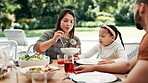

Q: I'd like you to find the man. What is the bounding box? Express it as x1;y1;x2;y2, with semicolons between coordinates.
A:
74;0;148;83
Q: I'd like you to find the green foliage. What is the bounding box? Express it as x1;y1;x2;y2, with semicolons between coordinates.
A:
21;23;29;30
0;13;15;31
18;18;39;30
18;18;31;24
77;21;101;27
96;16;115;23
1;1;20;14
35;24;55;29
114;2;134;26
0;0;136;28
13;23;22;29
98;0;118;13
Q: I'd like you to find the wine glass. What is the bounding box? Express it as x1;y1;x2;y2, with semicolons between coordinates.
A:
0;41;18;82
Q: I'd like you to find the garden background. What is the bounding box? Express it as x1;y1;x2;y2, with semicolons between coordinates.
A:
0;0;145;39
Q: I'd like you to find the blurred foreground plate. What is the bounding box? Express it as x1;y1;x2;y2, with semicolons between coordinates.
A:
70;72;117;83
76;59;102;65
0;68;11;79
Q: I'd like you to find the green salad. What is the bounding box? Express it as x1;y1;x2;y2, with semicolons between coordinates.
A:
19;53;49;61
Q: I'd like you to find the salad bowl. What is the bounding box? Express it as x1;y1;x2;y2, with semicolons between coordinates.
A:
18;53;50;67
19;65;59;80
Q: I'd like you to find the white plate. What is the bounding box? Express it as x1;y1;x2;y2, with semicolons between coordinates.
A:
70;72;117;83
76;59;102;65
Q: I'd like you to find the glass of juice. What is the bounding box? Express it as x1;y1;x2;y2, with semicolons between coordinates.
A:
57;55;64;66
64;54;74;75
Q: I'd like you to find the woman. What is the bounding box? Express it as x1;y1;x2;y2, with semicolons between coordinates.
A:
34;9;81;59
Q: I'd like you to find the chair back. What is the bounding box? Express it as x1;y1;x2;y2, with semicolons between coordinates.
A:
124;43;139;60
4;29;28;46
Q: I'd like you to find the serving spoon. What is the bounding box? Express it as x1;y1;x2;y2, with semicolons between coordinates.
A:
26;52;37;60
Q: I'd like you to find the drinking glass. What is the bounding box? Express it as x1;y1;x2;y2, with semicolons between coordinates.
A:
32;73;47;83
64;54;74;76
57;55;64;66
0;48;6;79
0;48;6;67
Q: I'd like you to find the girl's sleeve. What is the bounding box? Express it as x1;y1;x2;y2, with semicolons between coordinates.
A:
114;44;128;62
78;44;99;59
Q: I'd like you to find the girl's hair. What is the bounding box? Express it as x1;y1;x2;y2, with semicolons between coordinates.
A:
101;25;125;49
55;9;76;38
136;0;148;4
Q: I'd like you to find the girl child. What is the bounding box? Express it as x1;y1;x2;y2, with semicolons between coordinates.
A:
34;9;81;59
75;25;127;64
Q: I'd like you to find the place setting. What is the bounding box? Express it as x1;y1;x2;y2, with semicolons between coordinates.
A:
60;48;121;83
69;71;118;83
0;42;124;83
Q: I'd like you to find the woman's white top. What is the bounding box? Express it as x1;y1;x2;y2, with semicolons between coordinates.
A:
78;41;127;62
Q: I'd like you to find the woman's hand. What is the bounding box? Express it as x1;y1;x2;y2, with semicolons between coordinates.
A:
74;65;95;74
52;30;64;42
98;59;115;65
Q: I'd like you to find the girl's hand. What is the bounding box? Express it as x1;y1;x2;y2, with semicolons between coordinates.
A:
52;30;64;42
98;59;115;65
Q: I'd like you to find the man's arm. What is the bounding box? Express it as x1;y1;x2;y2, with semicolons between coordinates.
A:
122;60;148;83
94;56;137;73
75;56;137;74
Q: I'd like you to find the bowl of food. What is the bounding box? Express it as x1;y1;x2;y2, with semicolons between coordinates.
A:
19;65;59;80
18;53;50;68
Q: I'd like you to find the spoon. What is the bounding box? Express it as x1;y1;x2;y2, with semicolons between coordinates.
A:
26;52;37;60
60;38;65;48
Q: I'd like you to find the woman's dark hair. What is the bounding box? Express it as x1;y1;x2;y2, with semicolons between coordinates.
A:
136;0;148;4
101;25;125;49
55;9;76;38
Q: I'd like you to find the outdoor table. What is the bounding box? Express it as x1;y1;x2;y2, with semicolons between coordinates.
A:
0;59;126;83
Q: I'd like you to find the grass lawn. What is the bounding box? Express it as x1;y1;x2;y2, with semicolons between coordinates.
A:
0;26;145;39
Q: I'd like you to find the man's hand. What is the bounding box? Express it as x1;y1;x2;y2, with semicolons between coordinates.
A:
74;65;95;74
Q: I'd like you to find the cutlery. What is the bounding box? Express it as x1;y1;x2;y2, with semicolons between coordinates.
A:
26;52;37;60
60;38;65;48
